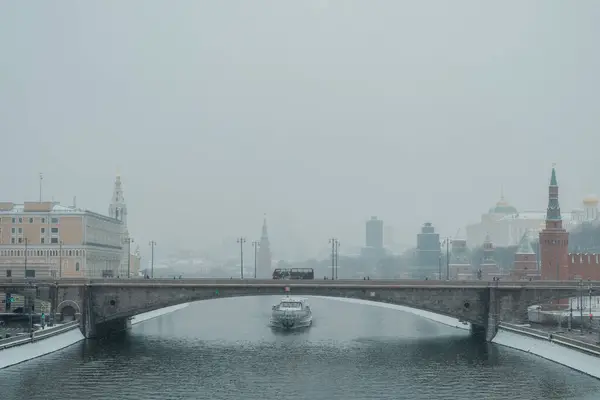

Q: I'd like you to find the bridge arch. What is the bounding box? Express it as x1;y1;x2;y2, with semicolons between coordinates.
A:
90;285;492;329
57;300;81;321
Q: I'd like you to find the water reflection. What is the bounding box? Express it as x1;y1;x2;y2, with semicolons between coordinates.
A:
0;296;599;400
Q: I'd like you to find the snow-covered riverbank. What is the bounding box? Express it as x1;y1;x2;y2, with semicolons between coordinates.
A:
492;327;600;379
0;324;84;370
0;302;191;370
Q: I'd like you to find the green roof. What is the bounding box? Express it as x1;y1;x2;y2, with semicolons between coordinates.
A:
516;232;535;254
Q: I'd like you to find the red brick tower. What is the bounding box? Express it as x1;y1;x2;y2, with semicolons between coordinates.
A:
539;166;569;280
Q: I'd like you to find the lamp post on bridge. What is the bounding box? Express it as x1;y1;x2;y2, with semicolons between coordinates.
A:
24;237;29;279
441;238;452;280
149;240;157;278
237;237;246;279
335;241;340;280
59;240;63;279
329;238;339;280
579;279;584;335
589;282;593;334
252;240;260;279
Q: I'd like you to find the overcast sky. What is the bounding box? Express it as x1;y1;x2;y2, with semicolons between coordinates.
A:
1;1;599;259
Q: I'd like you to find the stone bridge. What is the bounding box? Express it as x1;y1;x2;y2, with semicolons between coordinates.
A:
0;278;595;341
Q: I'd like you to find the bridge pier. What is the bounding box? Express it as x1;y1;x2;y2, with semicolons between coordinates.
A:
84;317;131;339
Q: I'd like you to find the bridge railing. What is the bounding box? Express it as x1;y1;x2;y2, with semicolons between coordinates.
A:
1;277;599;290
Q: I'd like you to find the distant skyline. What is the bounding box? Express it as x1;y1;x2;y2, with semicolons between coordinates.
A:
2;1;599;260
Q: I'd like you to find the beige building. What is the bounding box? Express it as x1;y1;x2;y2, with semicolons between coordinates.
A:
0;174;137;278
0;201;123;278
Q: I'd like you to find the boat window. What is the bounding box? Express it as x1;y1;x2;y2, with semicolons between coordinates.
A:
280;302;302;308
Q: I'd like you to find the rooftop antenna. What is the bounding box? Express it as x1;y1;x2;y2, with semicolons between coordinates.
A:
39;173;43;202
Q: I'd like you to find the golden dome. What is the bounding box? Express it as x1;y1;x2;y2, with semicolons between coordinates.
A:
583;195;599;205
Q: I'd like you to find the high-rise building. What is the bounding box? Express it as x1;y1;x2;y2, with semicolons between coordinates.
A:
366;216;383;249
416;222;440;278
256;215;272;278
539;167;569;280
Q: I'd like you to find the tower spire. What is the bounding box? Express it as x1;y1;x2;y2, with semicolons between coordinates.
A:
257;214;272;278
546;165;561;223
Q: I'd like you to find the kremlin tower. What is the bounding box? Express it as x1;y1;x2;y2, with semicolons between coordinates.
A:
256;215;272;278
539;166;569;280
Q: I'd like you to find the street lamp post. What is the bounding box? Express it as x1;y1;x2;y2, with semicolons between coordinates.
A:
569;304;573;331
441;238;452;280
237;237;246;279
589;282;593;333
59;240;63;279
329;238;338;280
579;280;584;335
149;240;157;278
24;237;28;279
335;241;340;280
252;241;260;279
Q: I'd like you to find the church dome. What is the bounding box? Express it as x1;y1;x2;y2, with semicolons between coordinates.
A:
583;195;599;205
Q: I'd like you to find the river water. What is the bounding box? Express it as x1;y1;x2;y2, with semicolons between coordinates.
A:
1;296;600;400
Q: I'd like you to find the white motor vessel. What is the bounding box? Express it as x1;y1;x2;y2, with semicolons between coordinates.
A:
270;296;313;330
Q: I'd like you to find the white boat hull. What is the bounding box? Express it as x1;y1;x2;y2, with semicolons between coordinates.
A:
270;313;313;330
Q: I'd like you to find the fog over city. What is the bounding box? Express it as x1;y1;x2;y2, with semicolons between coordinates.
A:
2;1;599;265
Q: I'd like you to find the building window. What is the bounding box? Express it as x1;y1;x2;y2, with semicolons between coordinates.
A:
18;237;22;244
25;270;35;278
6;270;11;277
41;228;45;234
41;237;45;244
28;217;33;223
41;217;46;223
50;270;57;278
11;238;15;244
11;227;15;234
11;217;15;223
18;228;22;234
18;217;22;223
51;237;58;244
75;262;80;271
51;227;59;234
51;217;59;224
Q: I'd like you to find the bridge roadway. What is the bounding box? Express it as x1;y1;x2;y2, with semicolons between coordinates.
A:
0;278;595;341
